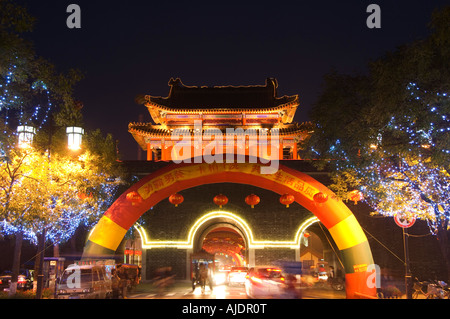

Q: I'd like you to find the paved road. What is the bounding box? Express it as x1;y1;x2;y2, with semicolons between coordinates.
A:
128;281;346;299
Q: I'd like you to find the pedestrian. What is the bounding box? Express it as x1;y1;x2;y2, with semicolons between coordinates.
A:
329;266;335;279
111;269;121;298
119;269;129;299
199;263;208;293
328;266;335;285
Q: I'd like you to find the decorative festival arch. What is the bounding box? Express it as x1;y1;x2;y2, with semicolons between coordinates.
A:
82;161;376;298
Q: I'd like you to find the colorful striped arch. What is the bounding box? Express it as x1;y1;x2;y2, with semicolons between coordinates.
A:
82;161;376;298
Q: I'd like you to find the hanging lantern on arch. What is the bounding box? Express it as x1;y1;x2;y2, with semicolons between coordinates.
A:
348;190;364;205
126;191;142;205
169;193;184;207
245;194;260;208
279;193;295;208
313;192;328;204
213;194;228;208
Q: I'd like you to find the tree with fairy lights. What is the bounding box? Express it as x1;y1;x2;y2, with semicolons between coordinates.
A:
0;1;123;297
304;7;450;280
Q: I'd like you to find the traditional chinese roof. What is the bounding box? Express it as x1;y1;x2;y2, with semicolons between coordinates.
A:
129;122;312;150
135;78;299;124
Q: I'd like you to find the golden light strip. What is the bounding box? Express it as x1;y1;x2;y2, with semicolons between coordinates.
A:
135;211;319;249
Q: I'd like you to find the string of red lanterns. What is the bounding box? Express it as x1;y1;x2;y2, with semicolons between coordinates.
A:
164;192;335;209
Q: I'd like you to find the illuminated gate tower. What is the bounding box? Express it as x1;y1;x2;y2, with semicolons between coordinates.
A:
130;78;310;161
127;78;340;281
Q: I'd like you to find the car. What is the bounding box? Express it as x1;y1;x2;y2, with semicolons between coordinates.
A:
245;266;287;298
0;270;33;291
227;266;248;286
56;264;112;299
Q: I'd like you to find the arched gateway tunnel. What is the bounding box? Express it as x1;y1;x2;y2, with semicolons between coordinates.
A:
82;159;377;299
200;226;246;267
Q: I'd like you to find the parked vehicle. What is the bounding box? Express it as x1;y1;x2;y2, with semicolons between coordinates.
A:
56;264;112;299
245;266;287;298
426;280;449;299
0;269;33;291
413;278;449;299
227;266;248;286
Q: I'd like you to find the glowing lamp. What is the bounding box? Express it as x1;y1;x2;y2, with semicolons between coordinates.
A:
169;193;184;207
213;194;228;208
313;192;328;204
303;232;311;238
279;193;295;208
245;194;260;208
126;191;142;205
66;126;84;151
17;125;36;149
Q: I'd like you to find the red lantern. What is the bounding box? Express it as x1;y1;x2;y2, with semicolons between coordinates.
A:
78;191;93;200
245;194;260;208
77;192;87;200
214;194;228;208
126;191;142;205
348;190;363;205
279;193;295;208
169;193;184;207
313;192;328;204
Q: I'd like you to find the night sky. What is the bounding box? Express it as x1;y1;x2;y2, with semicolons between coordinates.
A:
18;0;450;160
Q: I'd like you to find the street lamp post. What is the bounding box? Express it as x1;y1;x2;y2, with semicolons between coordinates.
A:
394;213;415;299
403;227;412;299
16;123;84;299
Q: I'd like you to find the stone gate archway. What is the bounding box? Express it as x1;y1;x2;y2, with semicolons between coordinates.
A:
82;161;376;298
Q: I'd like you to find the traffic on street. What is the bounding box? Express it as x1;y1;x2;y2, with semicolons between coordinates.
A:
127;281;346;299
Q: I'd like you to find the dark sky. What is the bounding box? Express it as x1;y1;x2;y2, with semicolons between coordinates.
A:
19;0;450;160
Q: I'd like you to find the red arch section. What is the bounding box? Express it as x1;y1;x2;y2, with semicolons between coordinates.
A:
84;161;376;299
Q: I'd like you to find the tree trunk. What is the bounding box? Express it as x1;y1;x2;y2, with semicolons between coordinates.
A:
53;243;59;257
70;235;77;254
34;231;46;299
8;232;23;296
